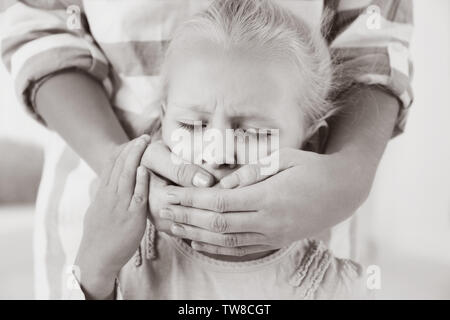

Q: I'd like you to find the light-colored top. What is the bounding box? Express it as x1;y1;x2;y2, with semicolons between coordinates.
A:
67;232;368;300
0;0;413;299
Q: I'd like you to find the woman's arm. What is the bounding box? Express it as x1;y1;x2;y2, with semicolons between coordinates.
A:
1;1;127;174
325;85;400;194
34;71;129;173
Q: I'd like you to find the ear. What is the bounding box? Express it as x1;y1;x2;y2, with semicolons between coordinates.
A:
302;120;329;154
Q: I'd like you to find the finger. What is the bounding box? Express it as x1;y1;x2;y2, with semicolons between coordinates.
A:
118;135;150;196
191;242;274;257
148;171;169;212
147;172;171;231
160;205;259;233
141;141;215;188
220;149;296;188
164;185;264;212
149;171;169;189
170;223;265;247
128;166;150;212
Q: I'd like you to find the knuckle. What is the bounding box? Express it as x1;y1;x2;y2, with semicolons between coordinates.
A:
233;171;245;185
191;230;202;241
132;193;146;205
212;245;221;255
198;245;219;255
214;246;222;255
239;168;251;184
183;189;194;207
247;166;260;182
235;247;247;257
237;166;257;185
212;193;227;213
175;210;189;225
165;185;177;194
223;234;239;247
175;164;191;185
210;214;228;233
251;165;261;180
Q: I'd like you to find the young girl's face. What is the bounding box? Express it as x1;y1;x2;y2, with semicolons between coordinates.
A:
161;41;309;181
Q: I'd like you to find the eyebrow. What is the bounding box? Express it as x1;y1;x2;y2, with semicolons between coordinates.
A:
170;102;279;126
238;117;280;129
171;103;212;114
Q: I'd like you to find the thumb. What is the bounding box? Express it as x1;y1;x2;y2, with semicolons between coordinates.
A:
141;141;215;188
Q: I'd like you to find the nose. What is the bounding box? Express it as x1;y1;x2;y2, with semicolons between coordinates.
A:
201;111;235;169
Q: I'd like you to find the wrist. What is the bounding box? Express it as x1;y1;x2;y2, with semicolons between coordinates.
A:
74;254;118;299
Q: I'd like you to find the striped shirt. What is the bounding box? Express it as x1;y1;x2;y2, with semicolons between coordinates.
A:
0;0;413;299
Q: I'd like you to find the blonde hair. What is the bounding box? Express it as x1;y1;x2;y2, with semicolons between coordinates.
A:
160;0;336;126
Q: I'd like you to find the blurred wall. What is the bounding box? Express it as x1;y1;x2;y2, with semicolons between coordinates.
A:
364;0;450;263
355;0;450;298
0;57;45;204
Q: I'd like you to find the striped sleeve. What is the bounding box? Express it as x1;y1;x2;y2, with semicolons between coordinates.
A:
324;0;414;136
0;0;113;124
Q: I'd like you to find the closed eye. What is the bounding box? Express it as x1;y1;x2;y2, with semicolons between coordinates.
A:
240;128;273;137
177;121;207;132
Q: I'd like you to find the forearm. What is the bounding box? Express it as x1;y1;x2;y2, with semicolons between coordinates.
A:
35;71;129;174
326;85;400;208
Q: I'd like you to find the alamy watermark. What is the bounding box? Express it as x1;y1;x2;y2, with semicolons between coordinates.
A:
366;5;382;30
66;5;82;30
170;122;280;176
366;265;382;290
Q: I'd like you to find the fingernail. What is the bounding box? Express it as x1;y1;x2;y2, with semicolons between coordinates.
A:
167;193;180;204
171;224;184;235
193;172;212;188
160;208;172;219
220;174;239;189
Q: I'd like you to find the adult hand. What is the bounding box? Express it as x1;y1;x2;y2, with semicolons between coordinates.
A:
158;148;372;256
142;140;216;187
140;140;216;234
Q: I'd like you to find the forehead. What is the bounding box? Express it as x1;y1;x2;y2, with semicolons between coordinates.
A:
165;43;300;117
